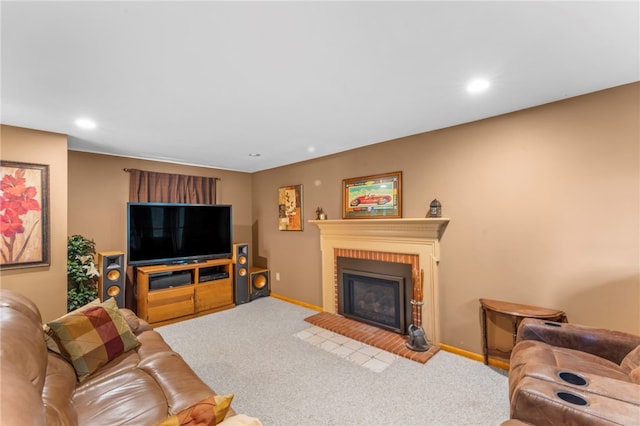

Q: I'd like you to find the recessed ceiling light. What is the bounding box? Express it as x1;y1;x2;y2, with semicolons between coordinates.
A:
75;118;96;129
248;153;261;157
466;78;490;94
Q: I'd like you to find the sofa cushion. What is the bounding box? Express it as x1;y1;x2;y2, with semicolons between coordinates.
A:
46;297;140;382
74;368;171;425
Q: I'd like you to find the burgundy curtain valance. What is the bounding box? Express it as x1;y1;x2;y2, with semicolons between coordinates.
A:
127;168;218;204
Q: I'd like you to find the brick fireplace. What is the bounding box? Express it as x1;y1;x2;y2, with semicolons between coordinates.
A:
311;218;449;344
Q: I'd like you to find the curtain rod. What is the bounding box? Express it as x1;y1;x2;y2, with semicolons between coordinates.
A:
123;168;220;181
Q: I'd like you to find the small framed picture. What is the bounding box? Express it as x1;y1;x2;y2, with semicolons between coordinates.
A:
0;161;50;269
278;184;303;231
342;171;402;219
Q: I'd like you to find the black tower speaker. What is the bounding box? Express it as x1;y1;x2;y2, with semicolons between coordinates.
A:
250;267;270;300
97;251;125;308
232;243;250;304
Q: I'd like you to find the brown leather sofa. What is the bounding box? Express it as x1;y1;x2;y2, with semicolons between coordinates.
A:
506;318;640;425
0;289;260;425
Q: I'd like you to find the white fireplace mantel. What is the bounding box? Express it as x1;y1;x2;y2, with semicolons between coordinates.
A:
310;218;450;344
310;217;449;240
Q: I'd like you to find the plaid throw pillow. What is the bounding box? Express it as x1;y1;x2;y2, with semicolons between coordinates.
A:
47;297;140;382
44;298;101;355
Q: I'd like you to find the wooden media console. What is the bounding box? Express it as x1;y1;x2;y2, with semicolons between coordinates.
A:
136;258;234;326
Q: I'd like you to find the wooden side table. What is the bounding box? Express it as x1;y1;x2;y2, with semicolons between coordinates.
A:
479;298;567;365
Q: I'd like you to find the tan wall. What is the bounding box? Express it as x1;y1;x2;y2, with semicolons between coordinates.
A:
67;152;253;257
0;125;68;322
4;83;637;356
252;83;640;353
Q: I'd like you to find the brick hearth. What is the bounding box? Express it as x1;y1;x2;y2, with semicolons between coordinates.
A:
305;311;439;364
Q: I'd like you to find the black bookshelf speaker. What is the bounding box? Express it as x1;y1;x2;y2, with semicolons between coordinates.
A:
250;268;270;300
97;251;125;308
232;243;250;304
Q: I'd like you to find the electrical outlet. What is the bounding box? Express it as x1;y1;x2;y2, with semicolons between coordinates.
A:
275;272;280;281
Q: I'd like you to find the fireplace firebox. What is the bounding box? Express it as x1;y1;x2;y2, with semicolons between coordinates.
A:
337;257;413;335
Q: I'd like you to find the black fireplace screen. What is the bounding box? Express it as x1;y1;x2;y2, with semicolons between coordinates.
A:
343;271;404;333
337;257;414;335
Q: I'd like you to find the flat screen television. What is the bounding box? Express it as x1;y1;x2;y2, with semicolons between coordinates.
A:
127;202;232;266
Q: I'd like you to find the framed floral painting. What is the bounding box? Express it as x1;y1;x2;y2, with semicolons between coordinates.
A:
278;184;303;231
0;161;50;269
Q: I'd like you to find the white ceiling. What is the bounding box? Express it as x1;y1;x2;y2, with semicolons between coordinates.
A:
2;1;638;173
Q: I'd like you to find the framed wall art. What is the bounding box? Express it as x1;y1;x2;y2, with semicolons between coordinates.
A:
0;161;50;269
278;184;303;231
342;171;402;219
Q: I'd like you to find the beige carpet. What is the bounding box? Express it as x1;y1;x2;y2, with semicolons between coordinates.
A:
158;297;510;425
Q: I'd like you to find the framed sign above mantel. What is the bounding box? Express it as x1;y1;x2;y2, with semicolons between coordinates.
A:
342;171;402;219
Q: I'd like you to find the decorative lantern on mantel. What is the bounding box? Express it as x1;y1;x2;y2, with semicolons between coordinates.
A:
428;199;442;218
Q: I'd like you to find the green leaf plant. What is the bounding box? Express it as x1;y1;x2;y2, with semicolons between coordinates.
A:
67;235;99;311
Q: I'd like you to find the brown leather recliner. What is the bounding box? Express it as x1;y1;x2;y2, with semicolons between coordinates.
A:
507;318;640;425
0;289;258;425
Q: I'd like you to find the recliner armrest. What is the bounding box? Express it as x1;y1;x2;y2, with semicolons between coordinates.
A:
516;318;640;365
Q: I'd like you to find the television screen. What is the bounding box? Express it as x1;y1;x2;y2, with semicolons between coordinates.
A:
127;203;232;266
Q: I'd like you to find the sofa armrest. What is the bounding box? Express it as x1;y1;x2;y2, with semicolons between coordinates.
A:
516;318;640;365
120;308;153;335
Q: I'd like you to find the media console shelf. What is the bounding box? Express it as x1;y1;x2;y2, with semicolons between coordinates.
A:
136;258;234;326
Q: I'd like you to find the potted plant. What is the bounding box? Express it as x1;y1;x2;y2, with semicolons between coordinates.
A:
67;234;100;311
